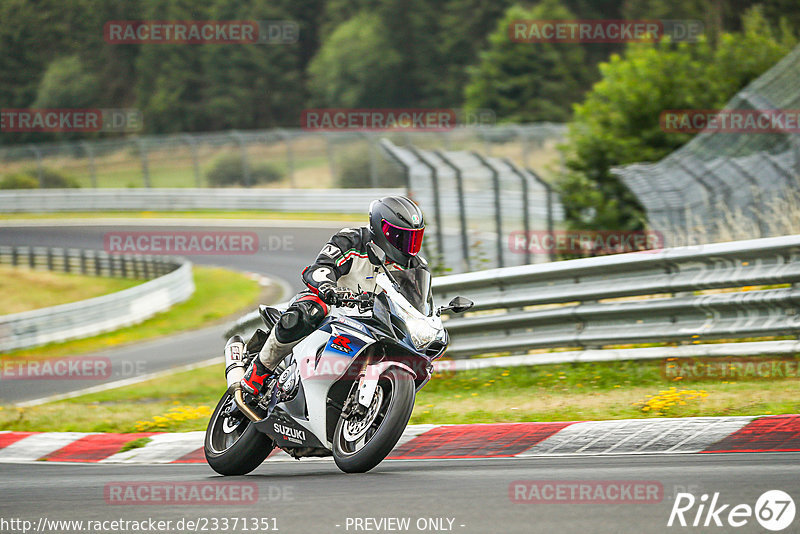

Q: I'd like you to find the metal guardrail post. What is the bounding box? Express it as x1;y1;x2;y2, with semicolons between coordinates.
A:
361;133;378;188
408;147;444;258
230;131;251;186
378;139;412;194
137;138;151;188
725;158;768;237
436;150;471;271
471;152;504;268
504;159;532;264
182;134;201;187
28;146;44;187
276;129;295;188
81;141;97;188
524;165;556;262
513;125;530;168
675;160;716;214
325;135;338;185
759;152;795;189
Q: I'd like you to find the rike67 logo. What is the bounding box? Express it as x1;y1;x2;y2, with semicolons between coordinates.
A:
668;490;795;531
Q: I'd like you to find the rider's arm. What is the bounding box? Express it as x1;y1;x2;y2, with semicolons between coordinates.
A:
301;227;365;293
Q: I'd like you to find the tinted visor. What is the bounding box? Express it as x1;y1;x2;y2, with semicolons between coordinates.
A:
382;219;424;256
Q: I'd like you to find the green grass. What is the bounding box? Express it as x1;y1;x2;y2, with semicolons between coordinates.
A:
118;436;152;453
52;153;332;189
1;210;360;222
1;266;262;361
3;356;797;433
0;363;222;433
0;265;140;314
410;359;800;424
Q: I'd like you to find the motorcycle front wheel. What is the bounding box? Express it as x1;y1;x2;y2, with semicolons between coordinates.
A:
204;391;275;475
333;368;415;473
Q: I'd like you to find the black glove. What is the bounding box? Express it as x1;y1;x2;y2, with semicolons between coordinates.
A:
318;282;338;305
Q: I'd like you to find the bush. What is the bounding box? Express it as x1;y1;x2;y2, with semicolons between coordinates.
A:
205;154;282;187
0;168;79;189
0;173;40;189
558;6;797;234
36;167;80;188
335;146;405;188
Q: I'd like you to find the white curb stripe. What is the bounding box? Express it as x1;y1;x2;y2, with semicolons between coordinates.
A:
517;416;755;456
101;431;205;464
0;432;91;462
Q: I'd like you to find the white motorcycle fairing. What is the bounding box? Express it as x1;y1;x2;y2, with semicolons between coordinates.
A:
248;272;441;456
251;311;378;452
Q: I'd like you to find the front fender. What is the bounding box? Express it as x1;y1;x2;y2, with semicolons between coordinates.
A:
357;360;417;408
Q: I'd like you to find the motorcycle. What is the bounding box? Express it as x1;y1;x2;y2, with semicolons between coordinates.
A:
204;242;473;475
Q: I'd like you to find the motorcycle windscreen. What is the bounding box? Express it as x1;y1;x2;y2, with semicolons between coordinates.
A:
393;267;433;316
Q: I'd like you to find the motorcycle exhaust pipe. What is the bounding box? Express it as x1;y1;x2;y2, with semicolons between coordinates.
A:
225;335;261;422
233;386;261;423
224;335;246;389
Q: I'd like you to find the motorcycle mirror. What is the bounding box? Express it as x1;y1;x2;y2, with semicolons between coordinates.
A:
367;242;387;266
448;296;474;314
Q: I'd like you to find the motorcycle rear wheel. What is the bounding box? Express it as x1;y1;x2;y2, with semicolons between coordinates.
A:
333;368;415;473
204;391;274;476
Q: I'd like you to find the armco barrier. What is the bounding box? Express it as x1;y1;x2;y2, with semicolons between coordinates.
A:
0;247;194;352
0;188;402;213
227;235;800;362
437;235;800;359
0;246;175;279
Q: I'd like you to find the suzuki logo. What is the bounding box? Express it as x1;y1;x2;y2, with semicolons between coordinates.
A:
273;423;306;441
331;335;352;353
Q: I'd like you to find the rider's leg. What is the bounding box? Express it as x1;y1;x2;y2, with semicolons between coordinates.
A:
241;294;328;395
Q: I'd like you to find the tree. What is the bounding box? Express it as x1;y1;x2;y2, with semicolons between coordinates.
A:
463;0;592;123
435;0;514;105
133;0;211;133
33;55;99;109
200;0;305;130
558;6;797;233
307;12;402;108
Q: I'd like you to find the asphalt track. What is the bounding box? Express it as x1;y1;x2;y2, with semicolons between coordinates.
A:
0;221;346;403
3;222;799;534
1;454;799;533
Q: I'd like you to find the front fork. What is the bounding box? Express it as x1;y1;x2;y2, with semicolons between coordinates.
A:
354;360;417;410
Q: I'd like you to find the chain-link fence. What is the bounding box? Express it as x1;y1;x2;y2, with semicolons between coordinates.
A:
0;124;565;190
380;139;564;274
613;44;800;247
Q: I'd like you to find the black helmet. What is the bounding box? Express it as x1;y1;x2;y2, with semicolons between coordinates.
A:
369;196;425;265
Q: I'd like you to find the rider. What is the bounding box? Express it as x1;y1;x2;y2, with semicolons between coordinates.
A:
238;195;427;397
